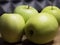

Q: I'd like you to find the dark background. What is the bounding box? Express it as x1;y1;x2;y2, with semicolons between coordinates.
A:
0;0;60;15
0;0;60;45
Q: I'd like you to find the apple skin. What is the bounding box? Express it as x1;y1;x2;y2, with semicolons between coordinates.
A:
41;6;60;25
25;13;58;44
0;14;25;43
14;5;38;22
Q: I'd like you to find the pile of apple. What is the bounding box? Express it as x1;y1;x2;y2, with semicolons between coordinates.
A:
0;5;60;44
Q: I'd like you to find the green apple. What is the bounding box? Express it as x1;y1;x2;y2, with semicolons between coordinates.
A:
25;13;58;44
41;6;60;25
0;13;25;43
14;5;38;22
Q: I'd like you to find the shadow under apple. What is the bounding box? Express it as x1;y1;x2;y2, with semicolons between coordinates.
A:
0;37;54;45
22;39;54;45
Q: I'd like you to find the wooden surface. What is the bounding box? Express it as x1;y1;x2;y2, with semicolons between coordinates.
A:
0;27;60;45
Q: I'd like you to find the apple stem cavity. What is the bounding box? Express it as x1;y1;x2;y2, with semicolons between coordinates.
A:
29;28;33;36
29;30;33;36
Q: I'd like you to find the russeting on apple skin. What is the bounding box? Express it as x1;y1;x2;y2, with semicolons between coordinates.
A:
25;13;58;44
14;5;38;22
41;6;60;25
0;14;25;43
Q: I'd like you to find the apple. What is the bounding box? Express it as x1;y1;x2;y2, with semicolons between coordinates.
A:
25;13;58;44
14;5;38;22
41;6;60;25
0;13;25;43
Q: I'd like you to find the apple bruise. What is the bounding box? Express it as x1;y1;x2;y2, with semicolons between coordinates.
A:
27;5;29;9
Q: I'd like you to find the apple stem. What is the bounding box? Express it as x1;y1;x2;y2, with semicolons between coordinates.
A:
51;4;54;10
51;1;54;10
27;5;29;9
51;6;53;10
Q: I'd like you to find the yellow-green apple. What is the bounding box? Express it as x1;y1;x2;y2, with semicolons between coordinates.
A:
41;6;60;25
0;13;25;43
14;5;38;22
25;13;58;44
